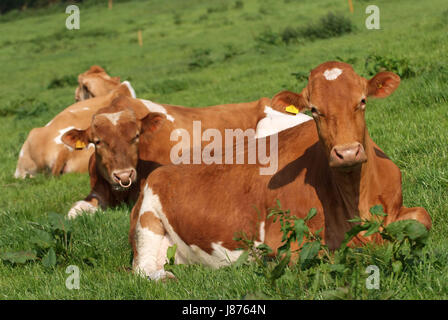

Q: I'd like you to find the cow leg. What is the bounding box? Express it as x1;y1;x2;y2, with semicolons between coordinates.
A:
14;143;37;179
51;149;69;176
393;206;432;230
67;197;99;219
132;210;175;281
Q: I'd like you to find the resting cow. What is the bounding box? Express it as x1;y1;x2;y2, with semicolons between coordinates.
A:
129;61;432;281
14;84;135;178
61;95;312;218
14;66;136;179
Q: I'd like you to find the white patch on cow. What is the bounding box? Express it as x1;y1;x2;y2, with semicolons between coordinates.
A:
259;221;265;242
69;107;90;113
135;185;242;279
122;81;137;98
255;106;312;139
54;126;76;151
146;269;175;281
45;119;54;127
67;200;98;219
101;111;124;126
135;224;172;279
88;143;95;149
323;68;343;80
19;147;24;158
139;99;175;122
14;167;23;179
210;242;243;265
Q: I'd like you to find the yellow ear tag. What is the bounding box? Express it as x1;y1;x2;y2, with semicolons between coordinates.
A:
75;140;86;150
377;83;383;89
285;105;299;114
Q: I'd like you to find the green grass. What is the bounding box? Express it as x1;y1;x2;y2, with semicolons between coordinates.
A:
0;0;447;299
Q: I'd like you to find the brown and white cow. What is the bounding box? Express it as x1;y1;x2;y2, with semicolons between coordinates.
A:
14;84;134;178
61;95;312;218
129;61;432;280
15;66;136;179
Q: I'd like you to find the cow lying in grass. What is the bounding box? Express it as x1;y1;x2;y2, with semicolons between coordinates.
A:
14;84;135;178
129;61;432;281
15;66;136;179
61;95;312;218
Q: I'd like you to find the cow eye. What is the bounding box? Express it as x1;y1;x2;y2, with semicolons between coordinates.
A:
310;106;323;117
94;140;101;145
359;98;367;110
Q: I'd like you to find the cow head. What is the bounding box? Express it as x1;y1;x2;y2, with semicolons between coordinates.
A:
75;66;122;102
273;61;400;170
62;96;166;190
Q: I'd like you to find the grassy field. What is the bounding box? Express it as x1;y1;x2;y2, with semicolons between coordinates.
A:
0;0;447;299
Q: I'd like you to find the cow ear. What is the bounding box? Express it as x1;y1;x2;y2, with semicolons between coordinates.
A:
112;84;133;99
271;90;309;112
367;72;400;98
88;65;105;74
61;128;90;150
140;112;166;134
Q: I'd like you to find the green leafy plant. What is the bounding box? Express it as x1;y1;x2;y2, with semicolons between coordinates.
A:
280;26;301;44
364;54;417;78
300;12;353;40
0;212;72;268
164;244;178;274
233;0;244;10
254;28;282;46
207;3;228;14
234;201;327;286
223;44;243;61
340;205;429;273
233;201;429;292
188;48;214;70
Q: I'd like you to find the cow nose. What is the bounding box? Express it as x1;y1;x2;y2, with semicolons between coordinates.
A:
329;143;367;168
112;169;136;188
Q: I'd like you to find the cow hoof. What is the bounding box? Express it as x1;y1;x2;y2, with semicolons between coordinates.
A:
67;200;97;219
147;270;176;282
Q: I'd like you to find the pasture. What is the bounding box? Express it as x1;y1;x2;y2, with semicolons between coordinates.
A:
0;0;447;299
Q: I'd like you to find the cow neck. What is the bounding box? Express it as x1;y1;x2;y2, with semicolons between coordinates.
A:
329;132;376;221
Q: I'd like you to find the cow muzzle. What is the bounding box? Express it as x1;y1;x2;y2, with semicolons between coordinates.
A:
329;142;367;168
112;168;136;189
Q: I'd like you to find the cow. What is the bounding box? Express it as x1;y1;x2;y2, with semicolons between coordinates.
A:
61;95;312;218
128;61;432;281
14;84;134;178
75;65;135;102
15;65;136;179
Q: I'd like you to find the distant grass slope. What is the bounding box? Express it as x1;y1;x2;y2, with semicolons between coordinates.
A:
0;0;447;299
